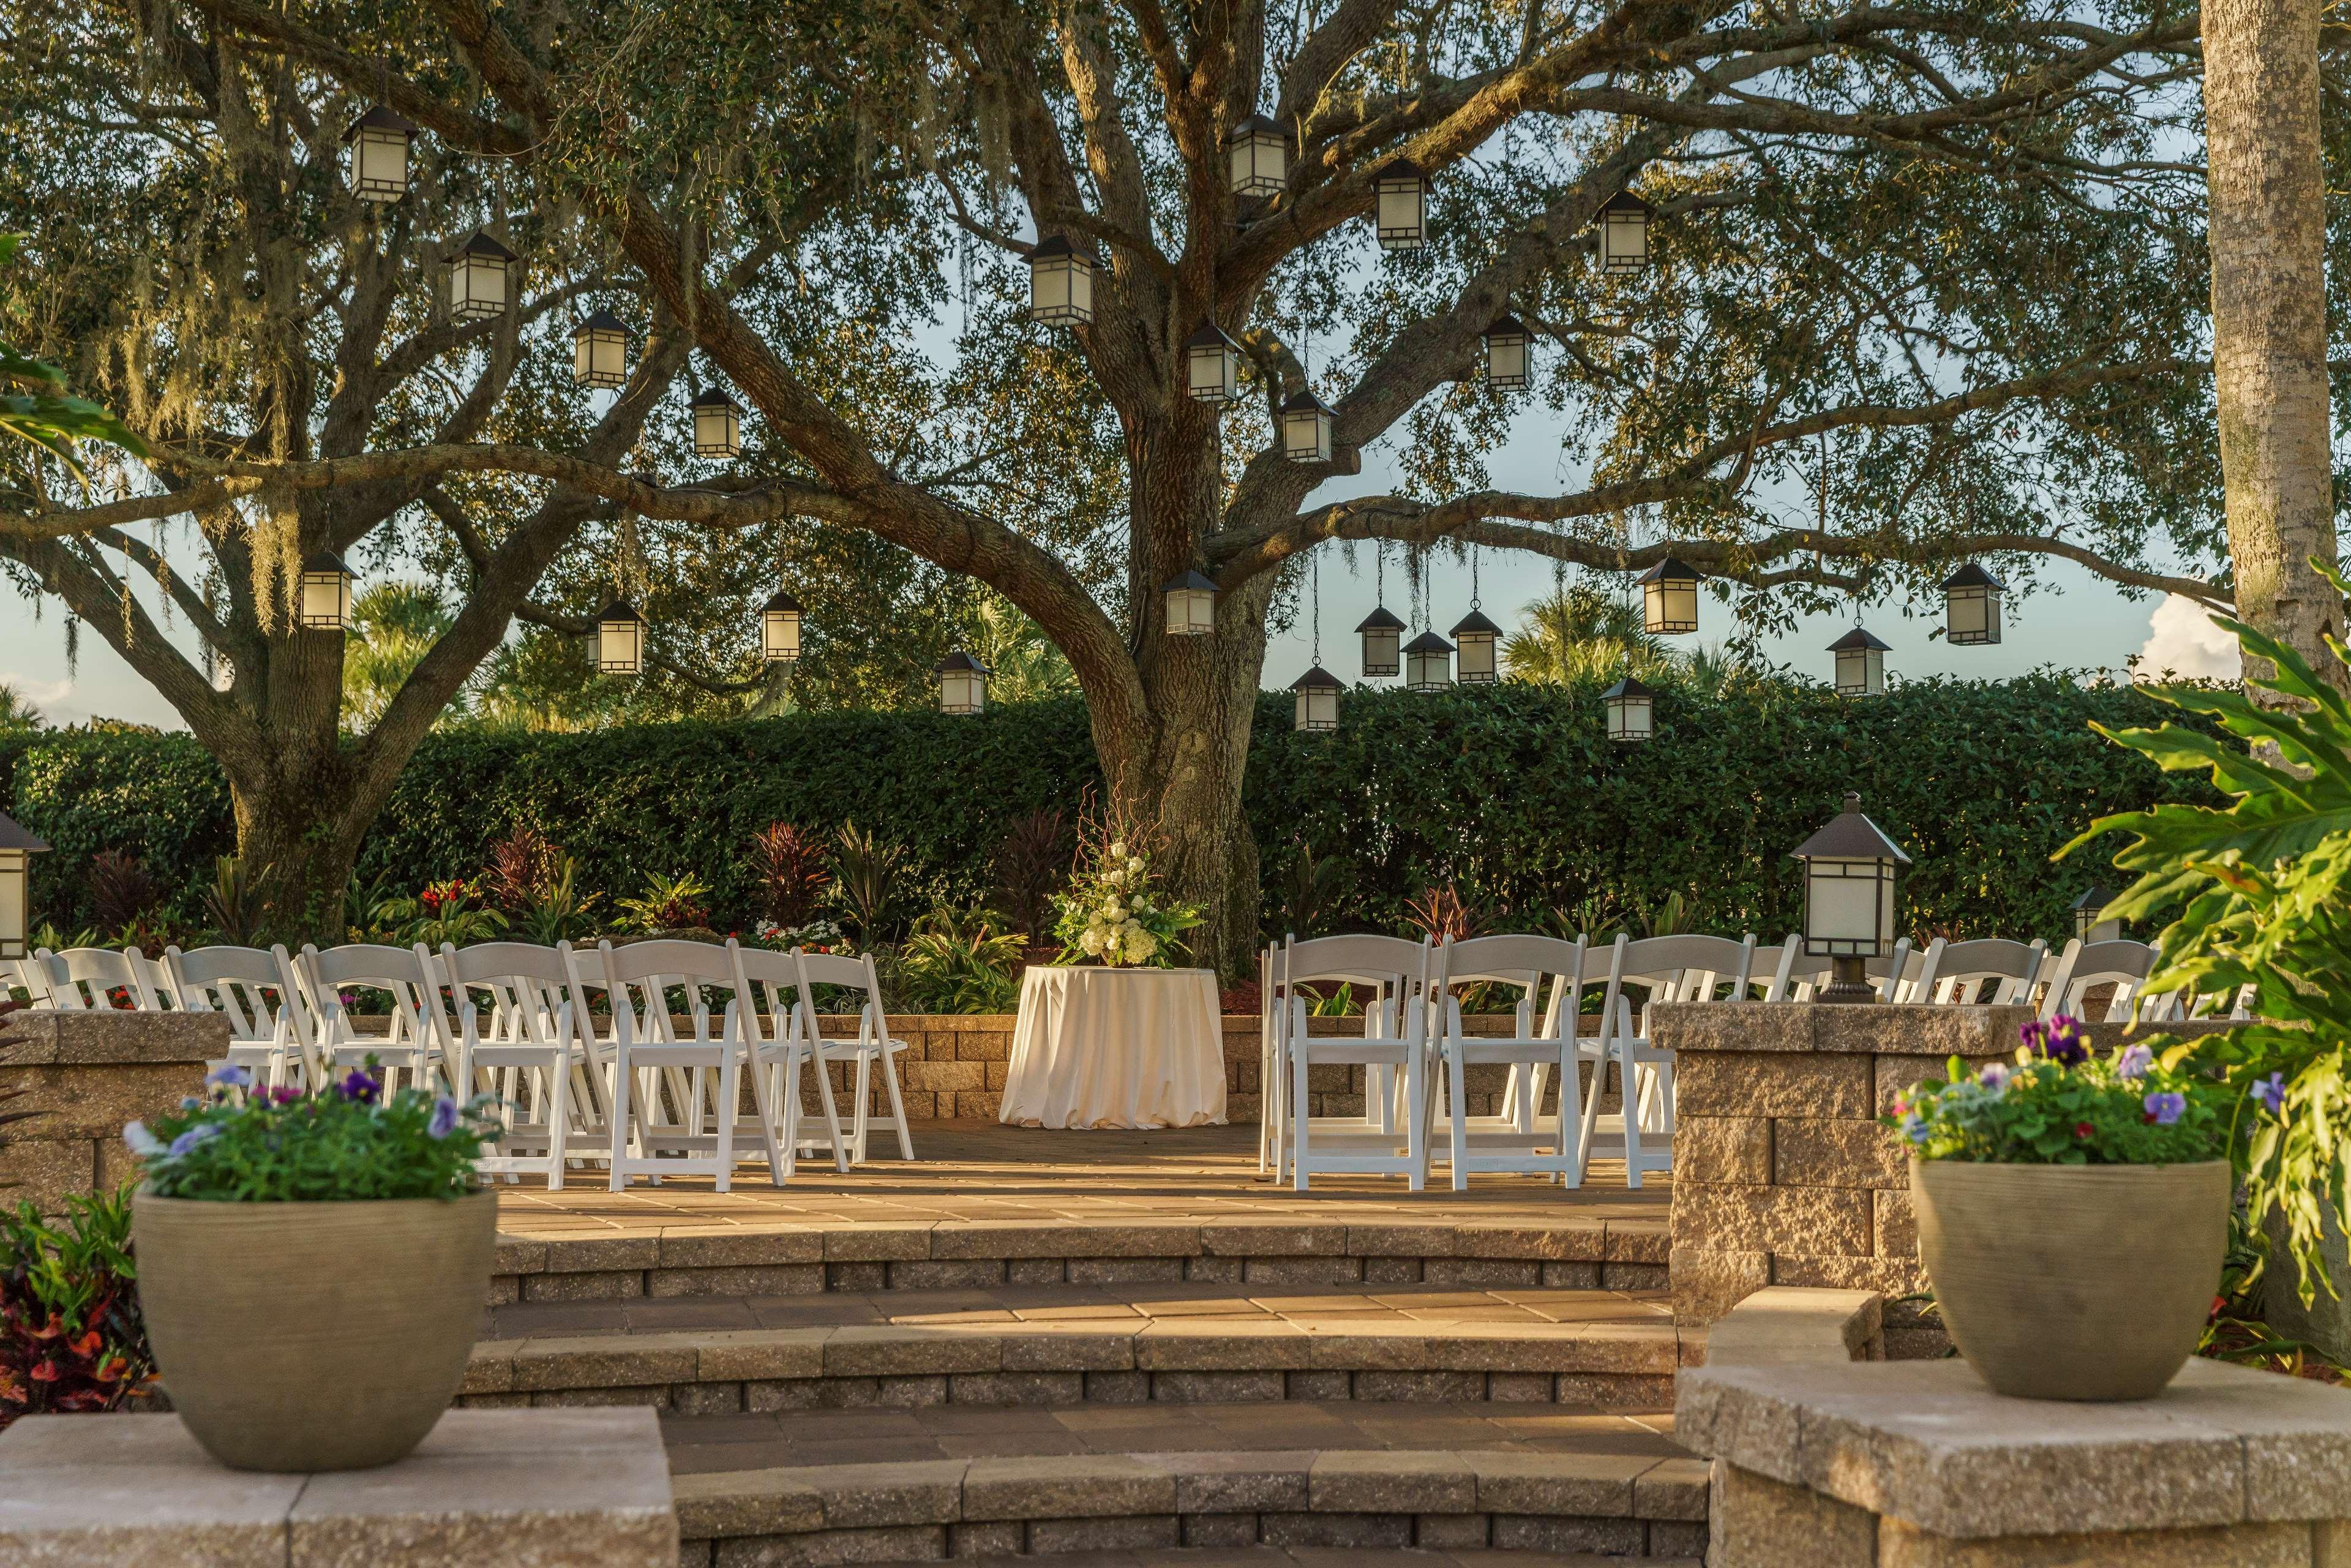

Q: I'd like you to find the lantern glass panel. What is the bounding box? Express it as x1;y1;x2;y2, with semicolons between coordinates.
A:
451;253;508;320
762;607;802;663
1486;332;1529;390
1643;578;1698;636
1946;584;2001;645
693;402;741;459
1376;176;1425;250
941;669;986;714
353;127;410;201
1456;633;1498;683
598;616;643;675
1166;586;1215;636
1362;626;1400;677
1282;404;1331;462
1029;252;1093;325
0;849;24;959
1834;646;1884;697
1607;691;1652;742
1602;209;1649;273
299;568;351;631
575;327;628;388
1805;858;1892;956
1188;341;1238;403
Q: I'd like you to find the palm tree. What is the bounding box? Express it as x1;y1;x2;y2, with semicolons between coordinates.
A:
965;595;1077;705
0;680;45;733
340;582;460;731
1501;587;1667;686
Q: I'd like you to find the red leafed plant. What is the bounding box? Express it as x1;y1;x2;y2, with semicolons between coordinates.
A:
0;1188;154;1428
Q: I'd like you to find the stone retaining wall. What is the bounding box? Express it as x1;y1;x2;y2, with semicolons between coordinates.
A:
0;1008;224;1210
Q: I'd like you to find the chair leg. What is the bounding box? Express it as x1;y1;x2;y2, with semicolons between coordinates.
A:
880;1049;914;1160
850;1056;873;1165
1404;1047;1427;1193
1621;1048;1645;1191
1291;1040;1313;1193
747;1052;786;1186
713;1056;737;1194
778;1052;802;1181
607;1048;633;1192
1446;1046;1469;1193
546;1056;569;1193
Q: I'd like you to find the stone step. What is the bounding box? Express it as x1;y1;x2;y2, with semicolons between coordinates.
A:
462;1285;1690;1415
490;1216;1670;1307
664;1405;1708;1566
829;1552;1698;1568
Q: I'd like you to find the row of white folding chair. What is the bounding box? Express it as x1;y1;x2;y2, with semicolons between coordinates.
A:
1271;935;1443;1191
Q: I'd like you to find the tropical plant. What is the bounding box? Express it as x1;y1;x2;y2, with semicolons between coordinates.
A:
381;880;509;949
1404;882;1485;943
963;595;1078;705
1641;891;1702;939
749;822;830;930
2063;561;2351;1304
481;824;563;912
133;1062;501;1203
341;583;462;732
87;850;161;936
615;870;711;934
200;857;266;947
342;865;403;944
990;808;1071;942
1051;805;1201;967
1502;585;1666;686
514;856;601;946
898;906;1025;1013
0;1186;152;1427
1278;842;1355;941
829;823;905;943
0;680;42;735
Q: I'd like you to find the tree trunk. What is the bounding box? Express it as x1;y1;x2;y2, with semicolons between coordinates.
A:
2202;0;2347;692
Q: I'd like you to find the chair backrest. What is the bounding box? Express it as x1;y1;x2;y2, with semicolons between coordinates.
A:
298;942;443;1049
1919;937;2047;1005
165;945;300;1040
1446;933;1587;1037
437;940;597;1051
2040;937;2159;1020
47;947;160;1010
1612;934;1757;1003
790;948;893;1038
598;939;744;1042
730;943;808;1043
1745;936;1804;1002
1280;934;1428;990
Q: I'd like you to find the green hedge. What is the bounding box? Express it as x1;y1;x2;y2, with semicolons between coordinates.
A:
0;672;2222;943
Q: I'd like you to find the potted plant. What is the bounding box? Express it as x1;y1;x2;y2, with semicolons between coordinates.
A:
126;1064;500;1471
1889;1015;2230;1400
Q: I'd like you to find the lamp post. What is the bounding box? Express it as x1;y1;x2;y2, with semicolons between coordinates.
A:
936;651;991;714
297;552;356;632
1162;571;1218;636
1356;606;1404;676
1291;666;1342;732
1942;563;2005;646
0;812;49;960
1027;236;1094;326
1791;792;1911;1003
2072;885;2121;944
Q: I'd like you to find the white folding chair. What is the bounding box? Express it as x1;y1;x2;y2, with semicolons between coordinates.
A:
297;942;449;1099
1577;933;1755;1188
600;938;785;1191
2038;937;2159;1021
166;944;308;1091
1434;933;1591;1189
789;949;915;1166
1912;937;2048;1005
1279;934;1440;1191
40;947;162;1011
731;945;850;1178
434;941;609;1189
2;955;64;1009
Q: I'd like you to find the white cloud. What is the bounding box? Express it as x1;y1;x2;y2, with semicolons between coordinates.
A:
0;673;74;708
2135;596;2239;683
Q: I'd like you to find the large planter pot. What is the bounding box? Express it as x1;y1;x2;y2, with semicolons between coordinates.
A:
1911;1158;2230;1401
132;1187;497;1471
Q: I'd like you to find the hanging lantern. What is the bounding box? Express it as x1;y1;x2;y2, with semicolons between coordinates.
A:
1404;631;1455;692
1291;666;1343;732
1185;323;1242;404
1356;606;1404;677
760;591;804;664
1450;609;1501;684
446;230;517;321
1829;626;1891;697
1602;675;1655;743
1028;236;1094;326
572;310;631;389
936;650;990;715
343;104;418;203
1483;315;1531;391
1373;159;1427;251
1790;791;1911;1003
0;811;49;961
1941;563;2005;647
1163;571;1218;636
1595;189;1655;275
2072;885;2121;944
1226;114;1289;198
689;387;744;459
596;599;646;676
1280;389;1334;462
1637;558;1701;635
298;552;356;632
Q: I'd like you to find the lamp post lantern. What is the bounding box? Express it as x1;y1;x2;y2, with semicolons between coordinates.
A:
297;552;356;631
1941;563;2005;646
689;387;744;459
936;651;990;715
1791;792;1911;1003
1450;609;1501;684
446;230;516;321
1185;324;1243;403
1162;571;1218;636
0;811;48;961
1636;557;1701;635
343;104;418;203
1482;315;1531;390
2072;885;2121;944
1404;631;1455;692
572;310;631;388
1602;675;1655;743
1027;236;1094;326
1829;626;1891;697
1291;666;1343;732
1595;189;1655;274
1373;159;1427;250
759;591;804;664
1226;115;1289;198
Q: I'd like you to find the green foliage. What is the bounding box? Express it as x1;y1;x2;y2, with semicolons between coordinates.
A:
0;235;147;486
2064;570;2351;1304
898;907;1024;1013
615;870;710;934
1888;1022;2228;1165
0;681;42;735
342;583;460;733
830;822;906;943
137;1066;500;1202
381;880;510;948
0;1187;151;1423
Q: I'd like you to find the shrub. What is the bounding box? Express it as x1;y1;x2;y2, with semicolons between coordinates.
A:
0;1188;153;1425
989;808;1070;940
898;907;1025;1013
748;823;830;929
615;869;711;934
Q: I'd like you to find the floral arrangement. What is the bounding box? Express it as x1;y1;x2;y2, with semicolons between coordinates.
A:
129;1062;502;1203
0;1188;152;1428
1051;808;1201;967
756;917;848;954
1886;1016;2229;1165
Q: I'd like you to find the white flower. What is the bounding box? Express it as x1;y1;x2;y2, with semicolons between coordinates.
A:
1080;926;1106;955
1109;839;1127;858
1128;856;1144;874
1127;929;1159;962
1103;899;1125;921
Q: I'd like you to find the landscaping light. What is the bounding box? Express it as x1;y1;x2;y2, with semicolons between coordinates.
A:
1450;609;1501;684
1356;605;1404;677
1637;557;1700;636
1280;389;1334;462
0;812;48;961
1373;159;1427;251
1602;675;1655;743
2072;885;2121;944
760;591;803;664
1404;631;1455;692
1291;665;1342;732
1227;114;1289;198
1829;626;1891;698
596;599;646;676
689;386;743;459
936;650;989;715
1483;315;1531;391
1791;790;1911;1003
298;552;356;631
1185;323;1242;404
343;104;417;203
572;310;631;389
446;230;516;321
1942;563;2005;647
1028;236;1093;326
1596;189;1655;275
1163;571;1218;636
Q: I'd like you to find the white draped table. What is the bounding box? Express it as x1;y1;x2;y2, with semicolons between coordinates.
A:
999;965;1228;1130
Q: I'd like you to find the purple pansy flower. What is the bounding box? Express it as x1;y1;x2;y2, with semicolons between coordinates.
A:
337;1067;382;1105
1903;1114;1931;1146
166;1123;220;1157
205;1064;252;1089
427;1096;459;1139
1978;1062;2009;1092
2143;1090;2186;1127
2254;1073;2287;1115
2022;1015;2090;1067
268;1084;304;1105
2115;1045;2153;1081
